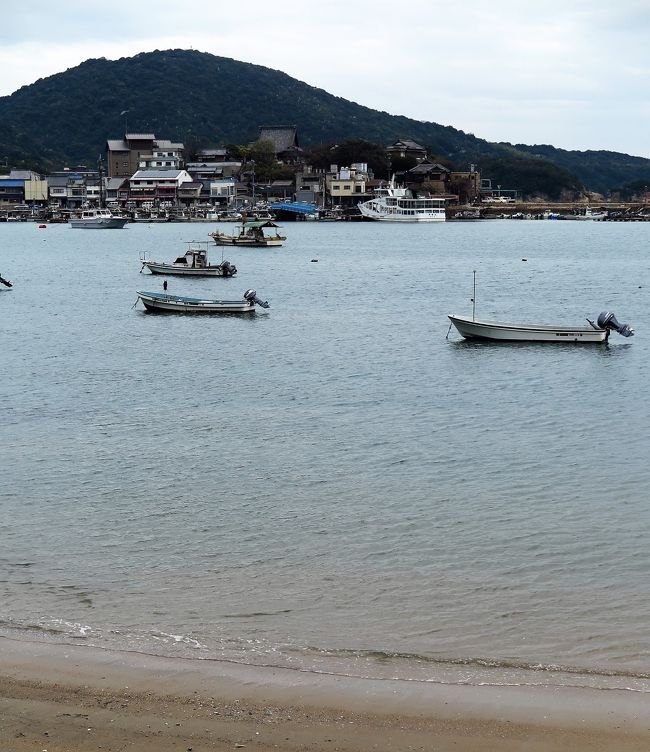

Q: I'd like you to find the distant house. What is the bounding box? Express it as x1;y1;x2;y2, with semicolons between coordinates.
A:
105;177;128;206
106;133;185;178
47;173;88;208
387;139;428;163
326;164;371;206
0;170;48;205
128;169;194;206
257;125;303;163
196;148;229;162
404;162;451;194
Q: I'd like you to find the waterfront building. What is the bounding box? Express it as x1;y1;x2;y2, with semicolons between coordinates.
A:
128;169;194;206
0;170;48;207
326;163;372;206
106;133;185;178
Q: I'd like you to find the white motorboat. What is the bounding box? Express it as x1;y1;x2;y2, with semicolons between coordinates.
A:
136;288;269;314
448;311;634;343
69;208;129;229
140;242;237;277
358;176;446;222
564;207;608;221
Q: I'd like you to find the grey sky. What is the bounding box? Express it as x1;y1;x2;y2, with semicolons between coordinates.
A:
1;0;649;157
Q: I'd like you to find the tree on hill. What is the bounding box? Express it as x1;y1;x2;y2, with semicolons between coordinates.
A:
479;155;583;200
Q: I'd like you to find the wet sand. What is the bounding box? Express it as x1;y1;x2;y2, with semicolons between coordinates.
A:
1;636;649;751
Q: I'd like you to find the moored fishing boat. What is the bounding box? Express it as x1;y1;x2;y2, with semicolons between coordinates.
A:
140;241;237;277
136;288;269;313
448;311;634;343
209;220;286;247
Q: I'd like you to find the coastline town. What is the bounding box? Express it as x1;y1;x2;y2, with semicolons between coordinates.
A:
2;126;649;223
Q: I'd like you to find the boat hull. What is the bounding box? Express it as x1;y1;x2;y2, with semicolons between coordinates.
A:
358;207;445;222
70;217;129;229
137;291;256;313
448;315;608;343
211;235;284;247
142;262;233;277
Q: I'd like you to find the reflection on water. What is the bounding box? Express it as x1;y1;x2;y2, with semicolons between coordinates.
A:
0;219;649;690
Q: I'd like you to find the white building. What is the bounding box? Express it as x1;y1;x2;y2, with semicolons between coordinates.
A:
129;169;194;205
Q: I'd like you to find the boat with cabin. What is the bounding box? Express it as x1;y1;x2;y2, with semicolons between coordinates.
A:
136;288;270;314
564;207;608;221
209;220;286;247
358;176;446;222
69;208;129;229
140;242;237;277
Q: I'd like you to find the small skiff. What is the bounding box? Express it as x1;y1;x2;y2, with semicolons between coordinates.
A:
448;311;633;343
136;288;269;314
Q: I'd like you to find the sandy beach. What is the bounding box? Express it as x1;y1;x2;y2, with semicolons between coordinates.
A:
1;636;649;751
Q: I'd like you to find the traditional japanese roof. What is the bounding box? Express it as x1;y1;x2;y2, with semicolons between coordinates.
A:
389;139;427;151
408;162;450;175
258;126;298;153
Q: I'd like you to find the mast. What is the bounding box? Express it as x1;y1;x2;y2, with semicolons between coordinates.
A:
98;155;105;208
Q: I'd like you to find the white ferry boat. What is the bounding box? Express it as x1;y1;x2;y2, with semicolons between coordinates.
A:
358;176;446;222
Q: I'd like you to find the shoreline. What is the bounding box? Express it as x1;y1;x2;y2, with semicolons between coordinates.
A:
2;636;650;751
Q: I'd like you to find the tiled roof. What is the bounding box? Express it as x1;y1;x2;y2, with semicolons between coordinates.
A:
258;126;298;153
107;140;129;151
409;162;450;174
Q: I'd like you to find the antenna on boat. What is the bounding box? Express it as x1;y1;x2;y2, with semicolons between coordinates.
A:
472;270;476;320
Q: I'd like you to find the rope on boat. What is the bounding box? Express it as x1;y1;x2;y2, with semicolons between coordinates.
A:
445;321;453;339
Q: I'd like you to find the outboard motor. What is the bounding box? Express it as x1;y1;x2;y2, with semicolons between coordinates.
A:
243;289;270;309
221;260;237;277
597;311;634;338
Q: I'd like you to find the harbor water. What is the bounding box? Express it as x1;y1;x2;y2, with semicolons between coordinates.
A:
1;218;649;693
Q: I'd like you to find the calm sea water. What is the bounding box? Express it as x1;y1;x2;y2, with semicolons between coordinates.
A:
1;218;650;692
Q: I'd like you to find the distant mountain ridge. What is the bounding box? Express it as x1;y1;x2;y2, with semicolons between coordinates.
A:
1;48;649;195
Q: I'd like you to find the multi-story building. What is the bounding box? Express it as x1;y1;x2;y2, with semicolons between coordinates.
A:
128;169;194;206
106;133;185;178
0;170;48;207
326;164;371;206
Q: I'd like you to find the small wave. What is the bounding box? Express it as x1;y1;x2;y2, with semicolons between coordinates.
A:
293;646;650;681
223;609;293;619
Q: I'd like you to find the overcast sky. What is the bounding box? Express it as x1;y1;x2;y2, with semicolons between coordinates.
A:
1;0;649;157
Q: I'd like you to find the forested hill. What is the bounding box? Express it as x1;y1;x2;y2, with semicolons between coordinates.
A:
0;48;648;195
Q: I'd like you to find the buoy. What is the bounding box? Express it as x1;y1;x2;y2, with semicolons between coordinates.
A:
38;224;47;229
522;258;527;261
311;258;319;262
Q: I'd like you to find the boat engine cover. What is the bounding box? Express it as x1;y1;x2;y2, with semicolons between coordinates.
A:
597;311;634;337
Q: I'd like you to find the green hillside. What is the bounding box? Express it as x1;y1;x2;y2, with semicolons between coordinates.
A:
1;49;648;196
